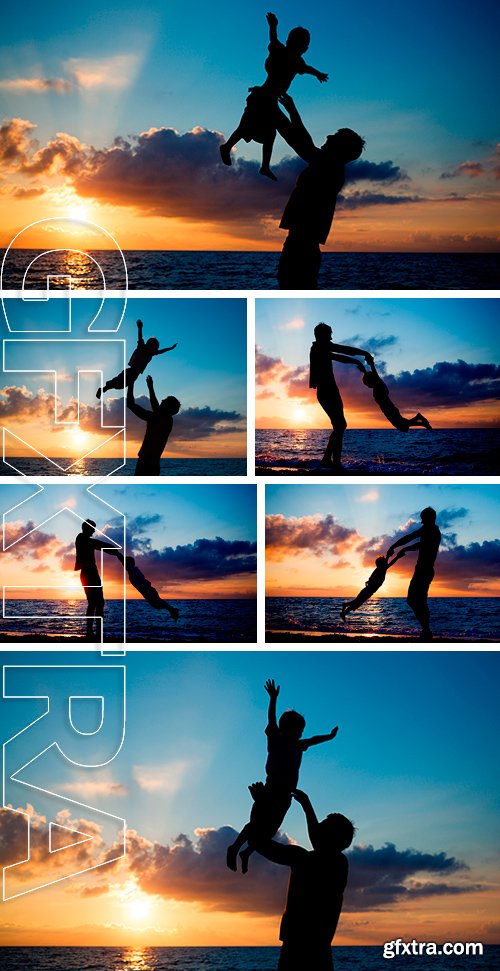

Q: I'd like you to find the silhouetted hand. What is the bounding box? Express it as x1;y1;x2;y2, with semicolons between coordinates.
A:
292;789;310;807
317;72;329;83
279;93;295;112
137;319;143;327
329;726;339;740
265;678;280;699
387;545;395;557
146;375;153;387
266;11;278;27
356;362;366;372
364;351;374;364
248;781;265;801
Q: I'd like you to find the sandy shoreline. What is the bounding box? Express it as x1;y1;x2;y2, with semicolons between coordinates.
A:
265;630;496;643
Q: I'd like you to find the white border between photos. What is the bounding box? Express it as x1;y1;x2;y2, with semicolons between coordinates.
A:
0;286;498;653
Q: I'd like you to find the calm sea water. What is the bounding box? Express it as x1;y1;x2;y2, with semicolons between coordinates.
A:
266;597;500;641
2;249;499;290
0;946;496;971
0;599;257;643
256;429;500;475
0;458;247;477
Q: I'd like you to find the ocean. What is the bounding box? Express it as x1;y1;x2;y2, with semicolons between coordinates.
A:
0;598;257;643
0;458;247;477
255;428;500;476
0;946;496;971
1;249;499;290
265;597;500;642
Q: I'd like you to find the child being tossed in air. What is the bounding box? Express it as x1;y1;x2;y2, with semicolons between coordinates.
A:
97;319;177;398
220;12;328;181
340;551;406;622
359;356;432;432
226;679;338;873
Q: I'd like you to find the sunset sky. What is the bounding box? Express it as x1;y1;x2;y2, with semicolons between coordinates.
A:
1;296;247;464
256;297;500;429
0;481;257;602
1;650;499;946
1;0;499;250
266;483;500;598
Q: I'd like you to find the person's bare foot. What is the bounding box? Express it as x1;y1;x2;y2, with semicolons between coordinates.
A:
96;388;102;399
220;143;232;166
260;166;277;181
340;606;347;622
226;845;238;871
239;849;250;874
168;606;179;622
417;413;432;430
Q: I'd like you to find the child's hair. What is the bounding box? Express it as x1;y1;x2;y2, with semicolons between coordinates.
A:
320;813;355;850
375;556;387;567
286;26;310;52
314;322;332;341
279;709;306;738
362;371;376;388
146;337;160;351
82;518;96;533
161;395;181;415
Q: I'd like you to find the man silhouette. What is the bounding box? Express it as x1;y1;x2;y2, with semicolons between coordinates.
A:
255;785;353;971
275;93;365;289
127;375;180;476
386;506;441;640
74;519;119;640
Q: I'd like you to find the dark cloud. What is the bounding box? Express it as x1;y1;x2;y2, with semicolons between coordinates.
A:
103;825;483;915
345;159;406;185
0;118;37;169
142;536;257;584
388;361;500;408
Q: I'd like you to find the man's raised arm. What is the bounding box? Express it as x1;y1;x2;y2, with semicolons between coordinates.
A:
387;528;422;556
264;678;279;732
276;94;316;162
292;789;321;850
126;381;150;422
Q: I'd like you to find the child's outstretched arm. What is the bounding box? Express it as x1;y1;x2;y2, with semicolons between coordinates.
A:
303;63;328;83
387;528;422;556
155;342;178;356
264;678;279;731
266;11;279;43
302;725;338;749
136;319;145;348
387;545;419;569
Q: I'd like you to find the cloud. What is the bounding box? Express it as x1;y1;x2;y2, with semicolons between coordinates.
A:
63;54;142;91
387;361;500;408
278;318;305;332
345;842;470;909
3;518;69;564
138;536;257;586
266;514;357;561
0;78;73;94
59;780;128;798
0;118;37;169
0;117;415;231
0;805;104;878
103;825;484;916
356;490;379;503
440;161;486;180
133;761;194;794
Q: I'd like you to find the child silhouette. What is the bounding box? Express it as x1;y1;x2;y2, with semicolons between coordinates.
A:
97;319;177;398
340;551;406;622
360;357;432;432
226;679;338;873
116;552;179;621
220;12;328;180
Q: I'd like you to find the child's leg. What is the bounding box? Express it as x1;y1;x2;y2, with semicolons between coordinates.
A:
220;125;245;165
97;369;127;397
226;822;251;871
341;587;372;619
415;412;432;430
260;132;277;180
